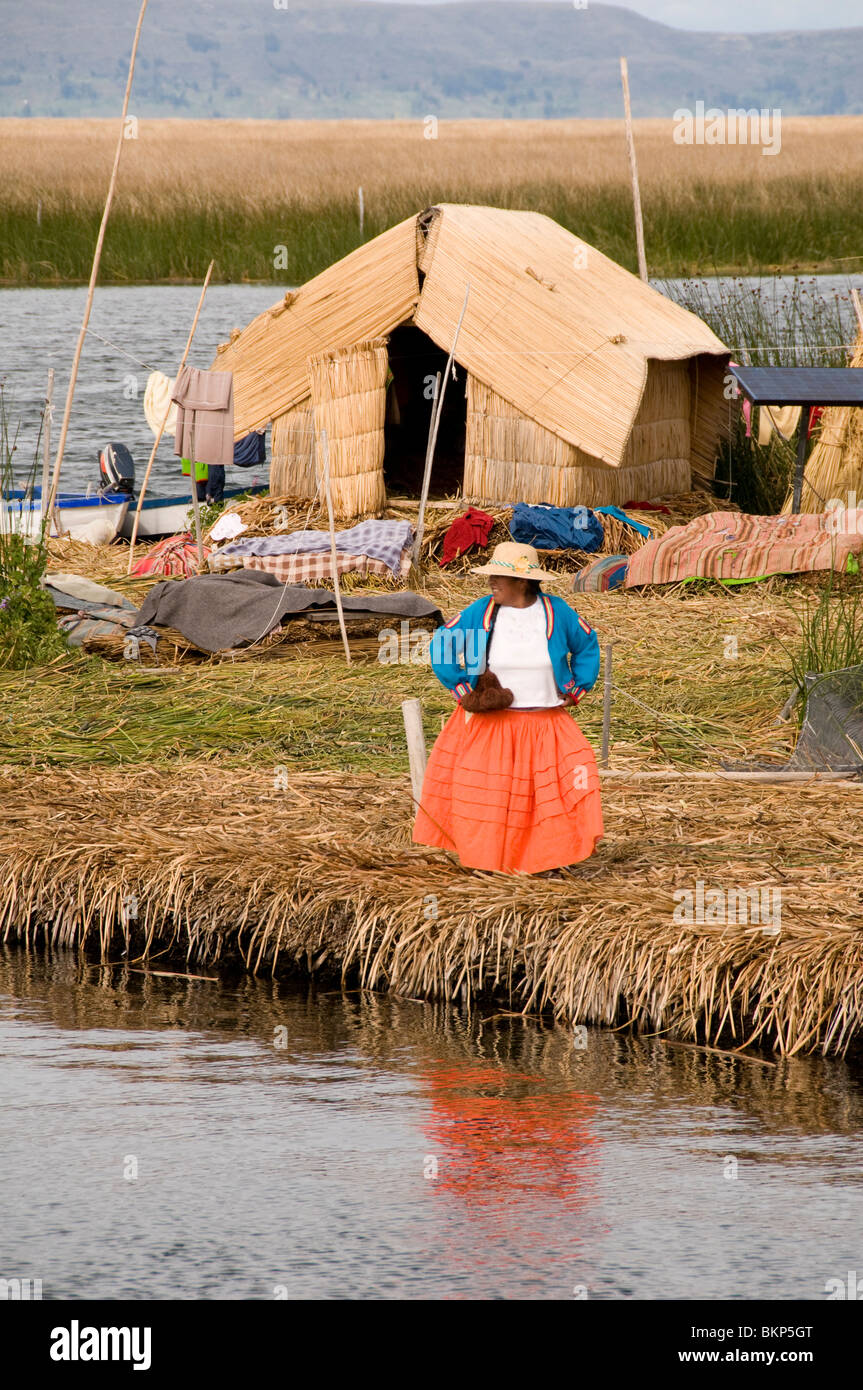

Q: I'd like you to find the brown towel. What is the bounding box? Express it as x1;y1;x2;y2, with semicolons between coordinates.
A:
173;366;235;467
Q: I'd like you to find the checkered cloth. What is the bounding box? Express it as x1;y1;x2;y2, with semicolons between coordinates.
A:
214;520;414;577
210;546;412;581
240;550;411;584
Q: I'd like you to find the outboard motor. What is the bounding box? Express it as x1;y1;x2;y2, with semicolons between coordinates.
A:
99;442;135;496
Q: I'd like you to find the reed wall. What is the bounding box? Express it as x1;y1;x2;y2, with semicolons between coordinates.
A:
464;372;692;506
308;338;389;518
270;403;316;498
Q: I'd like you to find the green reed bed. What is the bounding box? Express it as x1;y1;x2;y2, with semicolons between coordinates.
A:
0;585;795;773
3;174;863;285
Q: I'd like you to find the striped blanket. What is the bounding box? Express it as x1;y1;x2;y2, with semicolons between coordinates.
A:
626;512;863;589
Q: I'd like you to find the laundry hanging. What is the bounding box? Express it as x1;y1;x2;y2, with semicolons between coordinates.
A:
172;366;235;467
143;371;178;437
757;404;801;446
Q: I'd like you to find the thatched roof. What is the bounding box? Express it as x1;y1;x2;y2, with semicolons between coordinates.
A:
215;204;728;468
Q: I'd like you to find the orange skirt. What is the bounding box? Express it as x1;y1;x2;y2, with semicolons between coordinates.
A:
412;705;603;874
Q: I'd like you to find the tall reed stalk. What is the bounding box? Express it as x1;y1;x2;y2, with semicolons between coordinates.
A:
0;385;67;668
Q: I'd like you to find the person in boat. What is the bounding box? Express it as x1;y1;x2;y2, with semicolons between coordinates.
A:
413;542;603;874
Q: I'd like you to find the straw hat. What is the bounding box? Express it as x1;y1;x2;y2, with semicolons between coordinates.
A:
471;542;558;582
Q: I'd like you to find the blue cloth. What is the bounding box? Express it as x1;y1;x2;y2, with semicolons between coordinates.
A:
510;503;604;553
430;592;600;704
218;519;414;577
233;431;267;467
594;505;651;539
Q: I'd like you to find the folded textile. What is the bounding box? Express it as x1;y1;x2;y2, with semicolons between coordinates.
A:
239;548;412;585
626;511;863;589
572;554;629;592
143;371;177;437
510;503;604;553
57;605;138;645
216;519;414;577
133;568;441;652
623;501;671;514
131;532;210;578
44;572;134;609
173;365;235;467
440;506;495;565
594;505;651;539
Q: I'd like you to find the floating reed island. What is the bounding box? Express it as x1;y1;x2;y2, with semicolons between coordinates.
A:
2;764;862;1058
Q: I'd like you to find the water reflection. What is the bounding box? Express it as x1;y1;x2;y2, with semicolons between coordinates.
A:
1;947;862;1299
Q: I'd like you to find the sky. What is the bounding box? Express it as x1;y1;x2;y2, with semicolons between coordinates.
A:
355;0;862;32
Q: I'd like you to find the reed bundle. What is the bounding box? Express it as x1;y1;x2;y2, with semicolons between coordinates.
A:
1;764;861;1056
307;338;390;518
781;324;863;515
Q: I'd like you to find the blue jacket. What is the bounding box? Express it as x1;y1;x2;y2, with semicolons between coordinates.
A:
430;592;600;703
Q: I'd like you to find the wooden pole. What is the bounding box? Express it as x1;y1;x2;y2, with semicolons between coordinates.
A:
39;368;54;535
319;428;352;666
600;642;613;768
412;371;441;567
599;769;863;785
620;57;648;283
47;0;149;519
851;288;863;336
401;698;428;807
412;282;470;566
127;259;214;569
188;419;205;568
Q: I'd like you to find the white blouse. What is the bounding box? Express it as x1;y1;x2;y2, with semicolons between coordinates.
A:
487;600;563;709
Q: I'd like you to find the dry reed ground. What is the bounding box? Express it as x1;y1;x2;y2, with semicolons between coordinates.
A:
2;764;861;1057
4;491;858;1055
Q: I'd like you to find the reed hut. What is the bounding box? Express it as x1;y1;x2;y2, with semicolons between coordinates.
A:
214;205;730;516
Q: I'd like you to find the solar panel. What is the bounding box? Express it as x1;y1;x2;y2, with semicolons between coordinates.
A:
728;366;863;407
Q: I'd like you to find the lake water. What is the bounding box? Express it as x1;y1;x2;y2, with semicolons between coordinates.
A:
0;275;860;495
1;948;861;1301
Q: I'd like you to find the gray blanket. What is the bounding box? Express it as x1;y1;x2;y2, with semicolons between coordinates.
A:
133;569;442;652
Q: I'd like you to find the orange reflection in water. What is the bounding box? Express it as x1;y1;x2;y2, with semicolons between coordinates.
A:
423;1063;600;1208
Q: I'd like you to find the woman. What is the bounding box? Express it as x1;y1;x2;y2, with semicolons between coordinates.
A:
413;542;603;874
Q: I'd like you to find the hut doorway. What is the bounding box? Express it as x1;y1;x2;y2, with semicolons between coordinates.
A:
383;325;467;499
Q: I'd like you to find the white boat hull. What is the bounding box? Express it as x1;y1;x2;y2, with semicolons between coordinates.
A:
1;490;130;542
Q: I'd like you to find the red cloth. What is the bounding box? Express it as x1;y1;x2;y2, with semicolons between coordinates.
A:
131;532;210;578
440;506;495;565
807;406;825;440
623;500;671;514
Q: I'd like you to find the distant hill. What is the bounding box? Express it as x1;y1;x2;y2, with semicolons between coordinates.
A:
2;0;862;119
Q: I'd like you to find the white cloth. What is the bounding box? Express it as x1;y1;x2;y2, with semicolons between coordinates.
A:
487;600;563;709
208;511;248;542
144;371;178;437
